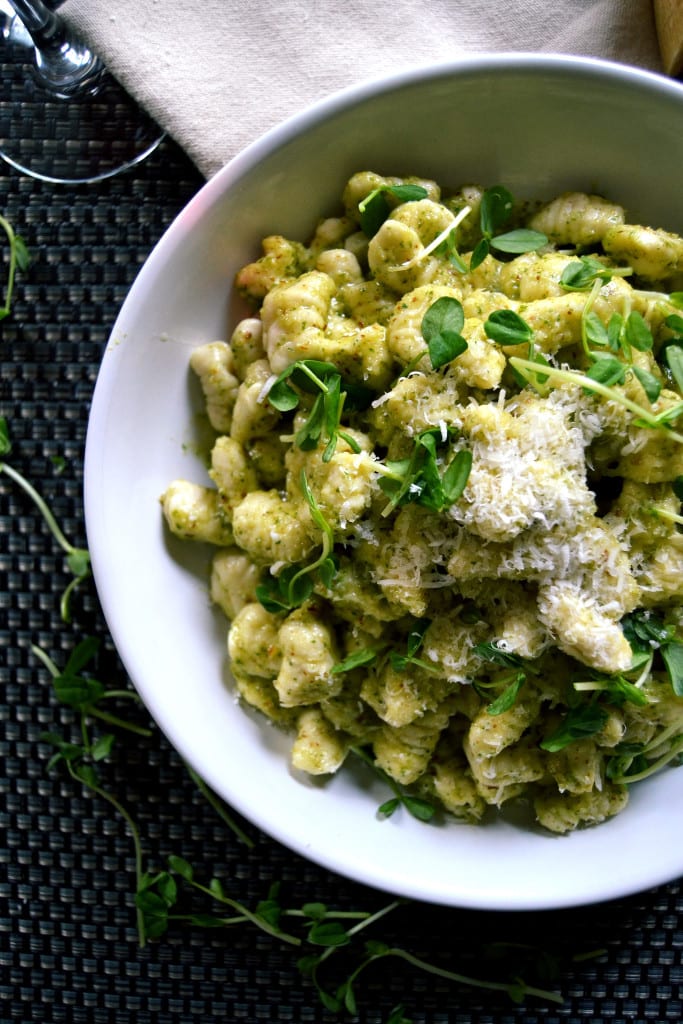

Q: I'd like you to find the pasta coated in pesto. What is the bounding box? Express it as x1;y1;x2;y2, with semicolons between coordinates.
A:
162;172;683;834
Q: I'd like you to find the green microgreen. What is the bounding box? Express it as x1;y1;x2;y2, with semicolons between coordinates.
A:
485;672;527;716
484;308;534;348
621;609;683;697
378;427;471;517
267;358;369;463
389;617;436;674
33;639;152;945
663;340;683;394
358;183;429;237
571;673;650;708
570;274;659;395
469;186;547;271
32;638;152;738
351;745;436;822
420;295;468;369
606;724;683;784
510;356;683;444
661;314;683;395
332;647;379;674
184;763;254;849
540;704;609;752
560;254;632;292
301;925;564;1014
473;641;530;672
255;470;336;612
0;213;30;320
1;417;91;621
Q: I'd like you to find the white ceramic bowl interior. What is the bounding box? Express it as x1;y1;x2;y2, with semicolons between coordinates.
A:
85;55;683;910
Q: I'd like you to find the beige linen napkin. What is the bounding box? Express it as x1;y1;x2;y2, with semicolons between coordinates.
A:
59;0;662;180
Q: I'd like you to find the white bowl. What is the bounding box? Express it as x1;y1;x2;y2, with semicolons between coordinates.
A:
85;54;683;910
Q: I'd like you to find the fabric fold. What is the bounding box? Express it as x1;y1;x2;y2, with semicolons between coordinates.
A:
59;0;662;179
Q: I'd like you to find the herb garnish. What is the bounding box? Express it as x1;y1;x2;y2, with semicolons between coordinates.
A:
33;639;153;945
661;313;683;394
351;745;436;822
470;186;547;270
378;427;472;516
485;673;527;716
358;183;429;237
621;609;683;697
256;470;336;612
0;213;29;320
560;254;632;292
540;704;609;752
267;358;370;462
420;295;468;369
1;416;91;621
510;355;683;444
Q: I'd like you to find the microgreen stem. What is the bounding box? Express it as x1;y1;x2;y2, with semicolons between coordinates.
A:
187;879;302;946
580;278;604;359
649;506;683;527
285;470;335;600
1;460;75;554
641;720;683;757
66;759;147;945
610;734;683;784
2;459;91;620
509;357;683;443
87;706;152;737
31;642;59;677
313;899;403;973
0;213;20;317
378;947;565;1004
185;763;254;849
298;362;330;394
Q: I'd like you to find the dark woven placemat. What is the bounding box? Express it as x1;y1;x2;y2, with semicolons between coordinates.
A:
1;71;683;1024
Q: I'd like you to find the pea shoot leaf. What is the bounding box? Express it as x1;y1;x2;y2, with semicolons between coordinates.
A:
470;186;547;270
0;416;10;455
332;647;378;674
267;359;367;462
378;428;471;515
663;340;683;394
540;704;609;752
486;673;526;716
421;296;467;369
661;643;683;697
632;365;662;403
583;311;611;349
441;449;472;505
490;228;547;254
484;309;533;347
624;311;653;352
480;185;514;236
0;213;30;320
473;642;526;670
560;255;615;291
358;183;429;237
585;354;626;387
390;617;432;672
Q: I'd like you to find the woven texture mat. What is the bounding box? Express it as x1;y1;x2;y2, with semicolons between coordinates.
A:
2;83;683;1024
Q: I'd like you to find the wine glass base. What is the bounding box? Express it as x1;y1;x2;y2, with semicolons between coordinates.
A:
0;11;165;184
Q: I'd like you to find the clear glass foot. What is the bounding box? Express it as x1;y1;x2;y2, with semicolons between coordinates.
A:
0;0;164;184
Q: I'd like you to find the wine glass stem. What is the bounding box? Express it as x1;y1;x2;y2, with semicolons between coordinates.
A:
7;0;103;96
9;0;64;50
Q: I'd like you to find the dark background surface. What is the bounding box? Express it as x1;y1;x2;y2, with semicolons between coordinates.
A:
1;49;683;1024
